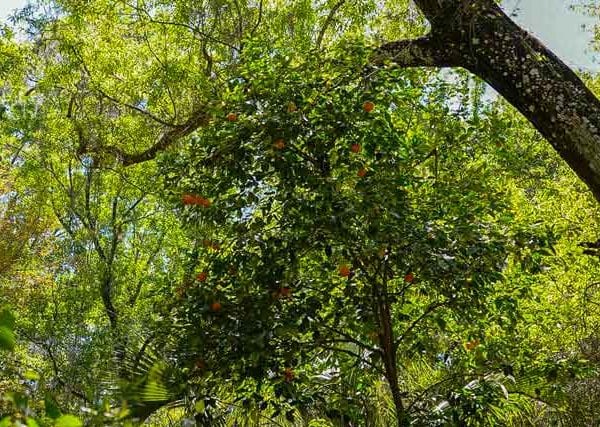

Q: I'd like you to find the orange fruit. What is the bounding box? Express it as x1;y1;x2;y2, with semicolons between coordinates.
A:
357;168;367;178
175;286;186;299
273;139;286;150
363;101;375;113
226;112;237;122
283;367;295;382
339;265;351;277
197;196;211;208
279;287;292;298
404;272;414;283
210;301;222;312
181;194;197;205
181;194;211;207
464;339;479;351
196;271;208;282
350;143;361;154
203;240;220;251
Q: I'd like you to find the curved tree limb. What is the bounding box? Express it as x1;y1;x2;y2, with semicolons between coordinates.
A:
375;0;600;202
373;36;463;68
316;0;346;50
99;108;210;166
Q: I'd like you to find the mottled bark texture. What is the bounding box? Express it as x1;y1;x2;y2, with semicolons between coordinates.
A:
375;0;600;202
100;108;210;166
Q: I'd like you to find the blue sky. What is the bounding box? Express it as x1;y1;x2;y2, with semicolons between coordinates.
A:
0;0;598;70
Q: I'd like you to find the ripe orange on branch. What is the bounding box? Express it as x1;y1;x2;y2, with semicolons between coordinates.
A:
273;139;286;150
196;271;208;282
283;367;295;382
357;168;367;178
181;194;197;205
226;112;237;122
464;339;480;351
210;301;222;312
350;143;361;154
362;101;375;113
338;265;351;277
181;194;211;207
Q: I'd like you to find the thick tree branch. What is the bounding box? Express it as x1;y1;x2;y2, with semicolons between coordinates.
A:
100;108;210;166
375;0;600;202
374;36;463;68
412;0;472;28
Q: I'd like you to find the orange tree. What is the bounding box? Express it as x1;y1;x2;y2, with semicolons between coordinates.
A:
135;41;572;426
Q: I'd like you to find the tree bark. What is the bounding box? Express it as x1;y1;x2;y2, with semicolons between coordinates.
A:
374;0;600;202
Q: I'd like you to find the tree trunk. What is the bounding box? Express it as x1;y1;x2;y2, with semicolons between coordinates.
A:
379;298;410;427
373;265;410;426
375;0;600;202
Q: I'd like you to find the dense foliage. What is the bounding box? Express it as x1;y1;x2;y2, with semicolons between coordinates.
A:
1;1;600;426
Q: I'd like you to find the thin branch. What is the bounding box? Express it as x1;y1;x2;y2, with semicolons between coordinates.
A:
321;323;379;354
395;300;448;349
96;87;176;127
20;332;92;405
316;0;346;50
319;345;383;373
143;34;179;121
121;193;147;223
406;374;463;413
129;233;165;307
232;0;244;44
138;14;239;51
108;194;120;264
249;0;263;37
132;332;156;373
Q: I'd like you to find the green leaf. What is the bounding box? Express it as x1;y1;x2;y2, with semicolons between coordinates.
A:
45;395;62;419
0;326;15;351
55;415;83;427
0;309;15;329
194;399;205;413
24;370;40;381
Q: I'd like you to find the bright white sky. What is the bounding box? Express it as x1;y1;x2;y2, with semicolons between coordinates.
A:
0;0;26;20
503;0;599;70
0;0;598;70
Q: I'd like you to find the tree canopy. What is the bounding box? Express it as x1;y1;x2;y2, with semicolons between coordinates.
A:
1;1;600;426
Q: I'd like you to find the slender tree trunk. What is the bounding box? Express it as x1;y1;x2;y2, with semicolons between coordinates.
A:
375;0;600;202
373;265;409;426
379;299;409;427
